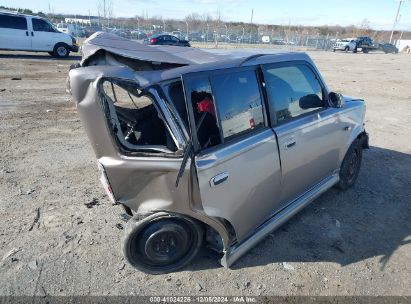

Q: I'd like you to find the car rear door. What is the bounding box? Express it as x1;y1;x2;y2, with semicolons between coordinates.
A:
182;67;282;241
0;14;31;50
262;62;346;205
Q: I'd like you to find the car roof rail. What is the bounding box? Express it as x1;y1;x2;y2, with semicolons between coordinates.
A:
238;54;269;67
0;9;32;17
0;9;19;15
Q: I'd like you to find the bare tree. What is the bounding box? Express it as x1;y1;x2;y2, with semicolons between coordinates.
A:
97;0;114;28
214;9;222;47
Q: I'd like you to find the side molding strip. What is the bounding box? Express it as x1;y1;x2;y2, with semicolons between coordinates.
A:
220;174;340;268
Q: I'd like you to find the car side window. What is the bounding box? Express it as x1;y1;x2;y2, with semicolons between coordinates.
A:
170;36;179;42
263;64;324;124
32;19;55;32
184;76;222;149
0;15;27;30
211;70;265;141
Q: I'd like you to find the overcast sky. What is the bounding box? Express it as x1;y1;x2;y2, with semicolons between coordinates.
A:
2;0;411;30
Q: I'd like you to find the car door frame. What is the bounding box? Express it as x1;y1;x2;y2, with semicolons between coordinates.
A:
261;60;347;205
181;65;284;241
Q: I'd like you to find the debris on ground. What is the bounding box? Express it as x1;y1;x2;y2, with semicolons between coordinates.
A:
28;207;40;231
335;219;341;228
26;189;35;195
11;77;22;80
120;213;131;222
115;223;124;230
282;262;295;271
196;283;204;291
28;260;38;270
84;198;100;208
2;248;22;262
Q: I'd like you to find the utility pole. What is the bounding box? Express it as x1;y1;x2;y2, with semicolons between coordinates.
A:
103;0;106;28
390;0;408;44
137;16;140;39
250;8;253;44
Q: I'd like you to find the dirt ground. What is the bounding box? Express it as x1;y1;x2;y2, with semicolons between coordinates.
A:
0;48;410;297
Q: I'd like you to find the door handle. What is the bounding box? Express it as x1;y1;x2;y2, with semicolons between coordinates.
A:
31;32;34;36
284;139;297;149
210;172;229;187
26;31;29;36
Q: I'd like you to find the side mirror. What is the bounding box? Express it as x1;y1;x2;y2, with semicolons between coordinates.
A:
299;94;324;109
328;92;345;108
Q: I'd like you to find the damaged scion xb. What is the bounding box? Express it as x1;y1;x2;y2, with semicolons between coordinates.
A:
68;33;369;274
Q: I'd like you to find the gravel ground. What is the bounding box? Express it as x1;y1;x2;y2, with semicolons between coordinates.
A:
0;49;410;297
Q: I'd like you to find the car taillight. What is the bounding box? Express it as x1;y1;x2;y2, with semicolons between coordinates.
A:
150;38;157;43
97;162;116;204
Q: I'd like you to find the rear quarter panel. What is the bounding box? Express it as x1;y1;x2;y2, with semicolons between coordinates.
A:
338;98;366;162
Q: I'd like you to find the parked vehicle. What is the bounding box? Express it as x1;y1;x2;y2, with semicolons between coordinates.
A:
143;34;190;47
354;36;375;53
0;11;78;57
333;38;356;52
69;33;369;274
56;23;85;37
83;25;102;38
188;32;202;42
379;43;399;54
272;39;287;45
261;35;270;43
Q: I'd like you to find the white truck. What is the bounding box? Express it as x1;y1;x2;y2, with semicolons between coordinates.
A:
333;38;356;52
0;11;79;57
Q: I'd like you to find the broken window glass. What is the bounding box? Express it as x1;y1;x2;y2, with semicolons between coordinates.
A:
99;79;177;153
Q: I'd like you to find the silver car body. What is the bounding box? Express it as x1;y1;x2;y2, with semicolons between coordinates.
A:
333;39;356;52
69;33;367;268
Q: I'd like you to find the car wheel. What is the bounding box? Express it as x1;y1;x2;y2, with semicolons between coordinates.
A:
344;46;349;52
53;43;70;58
333;48;336;52
336;139;362;190
122;214;203;274
363;48;369;53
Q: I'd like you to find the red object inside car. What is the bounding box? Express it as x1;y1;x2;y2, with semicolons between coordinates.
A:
197;97;216;117
149;38;157;43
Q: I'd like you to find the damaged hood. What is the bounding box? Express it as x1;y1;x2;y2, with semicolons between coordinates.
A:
80;32;230;68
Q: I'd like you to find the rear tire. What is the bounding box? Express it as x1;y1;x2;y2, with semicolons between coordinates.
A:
336;139;362;190
344;46;349;52
122;214;203;274
52;43;70;58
